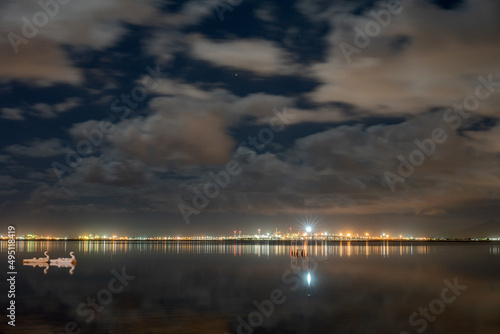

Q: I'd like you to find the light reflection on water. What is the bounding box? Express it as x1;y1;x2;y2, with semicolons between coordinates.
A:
4;240;500;257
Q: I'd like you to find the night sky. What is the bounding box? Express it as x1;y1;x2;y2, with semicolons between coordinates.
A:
1;0;499;237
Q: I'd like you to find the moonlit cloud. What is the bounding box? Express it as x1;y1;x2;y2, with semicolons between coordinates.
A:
188;35;300;76
305;0;500;116
108;97;237;167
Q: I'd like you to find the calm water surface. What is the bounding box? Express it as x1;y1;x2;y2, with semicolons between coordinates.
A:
2;241;500;334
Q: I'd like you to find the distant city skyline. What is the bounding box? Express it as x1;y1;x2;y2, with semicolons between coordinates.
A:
3;225;499;241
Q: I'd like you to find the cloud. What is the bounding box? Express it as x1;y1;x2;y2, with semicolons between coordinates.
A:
0;38;83;85
1;108;24;120
144;29;185;64
54;97;82;113
229;93;295;124
141;75;352;126
31;98;82;118
1;0;160;48
0;155;13;163
5;138;65;158
144;77;215;100
144;1;228;63
295;0;354;23
17;111;499;224
0;0;160;85
465;123;500;153
32;103;56;118
143;77;301;124
108;96;236;167
254;3;276;23
173;111;500;218
0;189;20;196
188;34;300;75
65;90;299;173
161;0;215;27
44;204;130;213
0;175;19;188
80;157;148;187
302;0;500;116
27;183;79;203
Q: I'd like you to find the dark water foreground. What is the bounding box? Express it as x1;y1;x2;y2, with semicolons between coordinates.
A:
2;240;499;334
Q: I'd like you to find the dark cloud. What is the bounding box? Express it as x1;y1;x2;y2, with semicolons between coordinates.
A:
1;107;24;120
0;154;14;163
81;157;147;187
5;138;65;158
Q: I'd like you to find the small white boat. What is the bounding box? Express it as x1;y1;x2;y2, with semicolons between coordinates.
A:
50;252;76;265
23;251;49;263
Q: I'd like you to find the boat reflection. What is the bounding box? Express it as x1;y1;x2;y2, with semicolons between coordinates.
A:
23;262;49;274
50;262;76;275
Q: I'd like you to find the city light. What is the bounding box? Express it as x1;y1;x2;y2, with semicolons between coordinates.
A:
0;231;489;242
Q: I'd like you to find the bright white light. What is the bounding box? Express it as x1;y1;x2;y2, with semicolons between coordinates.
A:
297;215;319;235
307;272;311;285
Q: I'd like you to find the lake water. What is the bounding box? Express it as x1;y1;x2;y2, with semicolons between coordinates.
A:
3;241;500;334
